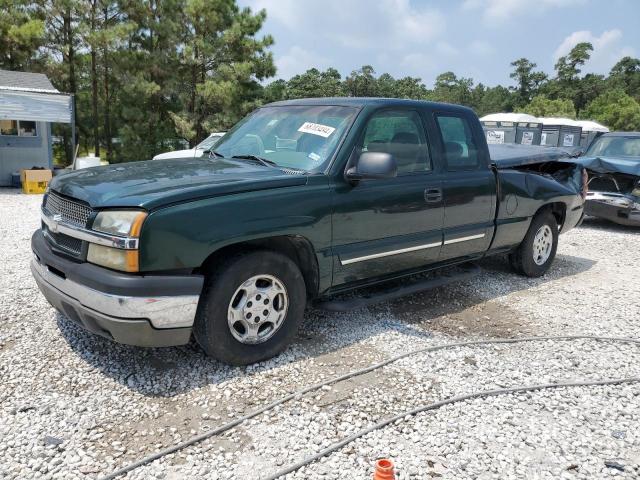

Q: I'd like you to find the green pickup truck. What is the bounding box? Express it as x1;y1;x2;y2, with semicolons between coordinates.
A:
31;98;586;365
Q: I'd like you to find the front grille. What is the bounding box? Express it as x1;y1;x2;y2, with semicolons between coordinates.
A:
43;225;83;256
44;191;92;227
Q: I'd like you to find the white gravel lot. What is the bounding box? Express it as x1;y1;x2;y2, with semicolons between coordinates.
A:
1;188;639;480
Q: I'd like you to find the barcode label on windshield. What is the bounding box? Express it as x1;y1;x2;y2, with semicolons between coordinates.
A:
298;122;335;138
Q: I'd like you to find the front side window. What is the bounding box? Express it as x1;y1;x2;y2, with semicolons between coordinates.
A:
359;109;431;174
213;105;358;171
435;115;480;170
0;119;38;137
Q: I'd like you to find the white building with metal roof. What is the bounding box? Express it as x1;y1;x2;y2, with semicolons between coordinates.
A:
0;69;73;186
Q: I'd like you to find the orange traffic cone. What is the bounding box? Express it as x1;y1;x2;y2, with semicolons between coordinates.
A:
373;458;395;480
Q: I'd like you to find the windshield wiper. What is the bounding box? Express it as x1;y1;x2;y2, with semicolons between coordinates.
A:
231;154;278;168
206;150;224;158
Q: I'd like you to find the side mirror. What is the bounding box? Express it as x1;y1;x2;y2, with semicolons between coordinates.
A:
345;151;397;182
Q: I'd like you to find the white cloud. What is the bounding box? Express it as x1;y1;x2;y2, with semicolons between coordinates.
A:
463;0;585;24
275;46;329;80
400;53;439;76
247;0;299;28
436;42;460;57
243;0;446;80
553;29;636;74
245;0;444;48
469;40;495;56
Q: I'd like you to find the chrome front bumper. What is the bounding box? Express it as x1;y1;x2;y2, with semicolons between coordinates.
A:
31;257;200;329
31;228;204;347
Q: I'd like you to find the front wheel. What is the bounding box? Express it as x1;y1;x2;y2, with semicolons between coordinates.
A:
194;250;306;365
509;211;559;277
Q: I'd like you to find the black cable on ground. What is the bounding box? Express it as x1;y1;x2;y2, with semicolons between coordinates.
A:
262;377;640;480
98;335;640;480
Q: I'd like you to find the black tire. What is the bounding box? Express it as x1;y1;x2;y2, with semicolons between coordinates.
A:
509;211;559;277
194;250;306;365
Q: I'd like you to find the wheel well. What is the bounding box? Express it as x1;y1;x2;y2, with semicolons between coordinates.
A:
536;202;566;229
198;236;320;299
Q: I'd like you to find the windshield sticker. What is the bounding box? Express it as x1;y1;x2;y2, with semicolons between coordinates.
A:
308;152;322;164
267;119;279;127
298;122;336;138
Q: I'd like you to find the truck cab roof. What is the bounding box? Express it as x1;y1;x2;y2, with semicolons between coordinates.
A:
265;97;475;116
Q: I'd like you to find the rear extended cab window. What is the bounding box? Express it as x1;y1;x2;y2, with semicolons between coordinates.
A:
435;114;481;171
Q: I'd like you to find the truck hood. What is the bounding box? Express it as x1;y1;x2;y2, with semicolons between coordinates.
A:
573;155;640;177
50;157;307;210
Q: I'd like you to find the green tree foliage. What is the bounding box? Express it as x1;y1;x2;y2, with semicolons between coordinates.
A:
543;42;598;113
263;65;428;102
429;71;473;105
0;0;45;70
524;95;576;119
344;65;378;97
509;58;547;107
2;0;274;163
555;42;593;83
171;1;275;147
583;89;640;131
609;56;640;102
471;84;514;117
286;68;345;99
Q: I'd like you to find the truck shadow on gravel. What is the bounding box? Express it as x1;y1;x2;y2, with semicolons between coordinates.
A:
55;253;595;398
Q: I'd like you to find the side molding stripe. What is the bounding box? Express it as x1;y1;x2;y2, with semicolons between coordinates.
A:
340;242;441;266
443;233;486;245
340;232;486;266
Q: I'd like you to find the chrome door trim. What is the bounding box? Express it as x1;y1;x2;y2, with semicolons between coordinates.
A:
340;241;442;266
443;233;485;245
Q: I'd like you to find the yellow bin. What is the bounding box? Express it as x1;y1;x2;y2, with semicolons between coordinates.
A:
21;169;52;194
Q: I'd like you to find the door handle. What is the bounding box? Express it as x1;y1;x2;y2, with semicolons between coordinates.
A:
424;187;442;203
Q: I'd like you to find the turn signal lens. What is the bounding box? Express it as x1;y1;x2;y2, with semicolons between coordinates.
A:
87;244;139;272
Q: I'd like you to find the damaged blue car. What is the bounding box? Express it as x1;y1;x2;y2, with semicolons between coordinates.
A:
576;132;640;226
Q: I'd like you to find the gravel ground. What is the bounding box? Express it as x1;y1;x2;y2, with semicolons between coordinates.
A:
1;188;639;479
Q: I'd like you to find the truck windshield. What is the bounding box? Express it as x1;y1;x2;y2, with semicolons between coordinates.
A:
213;105;358;171
586;136;640;159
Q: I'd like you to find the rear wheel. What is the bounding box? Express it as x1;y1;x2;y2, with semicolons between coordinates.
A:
509;211;559;277
194;250;306;365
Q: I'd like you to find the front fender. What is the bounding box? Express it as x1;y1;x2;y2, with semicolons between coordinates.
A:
138;175;332;276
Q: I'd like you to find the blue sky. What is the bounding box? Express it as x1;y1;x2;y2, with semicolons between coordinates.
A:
239;0;639;88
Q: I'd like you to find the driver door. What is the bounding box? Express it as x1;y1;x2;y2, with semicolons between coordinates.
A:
331;108;445;286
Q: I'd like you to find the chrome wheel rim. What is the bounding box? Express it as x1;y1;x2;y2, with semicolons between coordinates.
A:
227;274;289;345
532;225;553;266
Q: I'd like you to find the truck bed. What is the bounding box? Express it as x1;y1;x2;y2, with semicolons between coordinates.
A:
489;144;576;169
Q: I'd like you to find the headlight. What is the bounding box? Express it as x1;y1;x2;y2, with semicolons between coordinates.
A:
88;210;147;272
88;244;139;272
92;210;147;236
632;186;640;197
